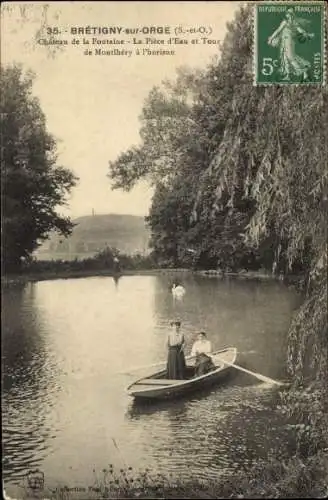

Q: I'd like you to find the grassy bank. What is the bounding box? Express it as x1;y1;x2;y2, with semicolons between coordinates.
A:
3;245;306;287
9;451;328;500
2;258;300;287
90;452;328;499
2;268;163;285
2;268;297;287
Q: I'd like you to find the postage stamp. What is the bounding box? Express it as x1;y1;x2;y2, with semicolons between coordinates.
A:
254;1;326;85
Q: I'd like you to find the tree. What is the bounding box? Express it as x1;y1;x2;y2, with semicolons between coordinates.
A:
189;5;327;455
108;67;214;267
1;64;78;271
108;66;206;191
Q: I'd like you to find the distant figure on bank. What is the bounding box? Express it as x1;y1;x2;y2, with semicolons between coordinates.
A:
191;332;216;377
171;283;186;299
166;320;186;379
113;256;121;273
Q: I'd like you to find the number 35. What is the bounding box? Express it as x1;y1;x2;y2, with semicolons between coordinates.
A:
47;27;59;35
261;57;278;76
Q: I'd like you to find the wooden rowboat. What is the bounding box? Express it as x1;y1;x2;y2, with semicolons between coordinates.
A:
126;347;237;400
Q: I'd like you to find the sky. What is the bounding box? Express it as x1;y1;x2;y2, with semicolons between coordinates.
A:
2;1;240;218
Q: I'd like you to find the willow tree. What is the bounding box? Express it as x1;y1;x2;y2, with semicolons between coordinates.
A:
192;5;327;455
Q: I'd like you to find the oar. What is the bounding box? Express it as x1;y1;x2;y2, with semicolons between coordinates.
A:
121;351;286;386
216;357;286;386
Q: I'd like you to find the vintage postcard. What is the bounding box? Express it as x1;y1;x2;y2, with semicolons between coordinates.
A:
2;1;327;499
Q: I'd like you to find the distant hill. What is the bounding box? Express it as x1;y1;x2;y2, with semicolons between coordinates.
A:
35;214;151;260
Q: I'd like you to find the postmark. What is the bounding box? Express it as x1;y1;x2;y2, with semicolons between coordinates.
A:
254;1;326;85
24;469;45;491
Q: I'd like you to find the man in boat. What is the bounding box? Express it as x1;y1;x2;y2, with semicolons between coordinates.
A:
191;332;216;377
166;320;186;379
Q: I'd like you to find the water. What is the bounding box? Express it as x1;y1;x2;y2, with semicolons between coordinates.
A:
2;274;300;493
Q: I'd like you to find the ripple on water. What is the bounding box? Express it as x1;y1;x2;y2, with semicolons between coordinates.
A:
2;276;297;487
122;383;285;481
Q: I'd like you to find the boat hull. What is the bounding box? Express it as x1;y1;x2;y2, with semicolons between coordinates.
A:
127;347;237;401
129;368;233;400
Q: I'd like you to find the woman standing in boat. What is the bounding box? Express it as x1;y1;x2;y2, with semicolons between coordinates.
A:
166;320;186;379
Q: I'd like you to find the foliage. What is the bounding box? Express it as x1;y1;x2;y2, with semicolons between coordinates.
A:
28;455;328;499
19;248;156;275
108;66;218;268
1;64;78;271
186;6;328;465
109;4;326;275
278;265;328;458
107;6;284;272
108;66;206;191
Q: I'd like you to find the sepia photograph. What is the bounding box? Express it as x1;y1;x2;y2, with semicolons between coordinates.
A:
1;1;327;499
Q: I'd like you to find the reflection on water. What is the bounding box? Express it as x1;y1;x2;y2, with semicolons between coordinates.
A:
124;378;295;480
112;274;122;288
2;275;300;490
2;284;61;478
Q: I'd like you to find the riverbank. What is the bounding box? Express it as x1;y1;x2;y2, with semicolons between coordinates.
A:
6;450;328;499
1;267;302;287
92;451;328;499
2;268;159;285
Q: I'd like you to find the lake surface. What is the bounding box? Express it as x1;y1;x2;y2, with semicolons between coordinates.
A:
2;274;301;494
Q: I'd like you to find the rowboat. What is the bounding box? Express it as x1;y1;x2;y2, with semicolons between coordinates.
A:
126;347;237;400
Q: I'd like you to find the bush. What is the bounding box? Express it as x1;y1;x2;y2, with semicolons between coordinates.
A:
17;248;156;276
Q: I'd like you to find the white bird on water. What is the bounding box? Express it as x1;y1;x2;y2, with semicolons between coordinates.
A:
171;283;186;299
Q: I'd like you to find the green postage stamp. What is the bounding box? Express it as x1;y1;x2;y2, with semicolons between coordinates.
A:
254;1;326;85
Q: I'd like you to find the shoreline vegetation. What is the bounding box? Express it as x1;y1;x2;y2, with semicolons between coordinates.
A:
2;259;303;288
2;246;304;288
0;266;291;282
7;451;328;500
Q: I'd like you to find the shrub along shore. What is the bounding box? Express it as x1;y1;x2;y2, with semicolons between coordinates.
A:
1;262;298;286
2;246;305;288
10;451;328;500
